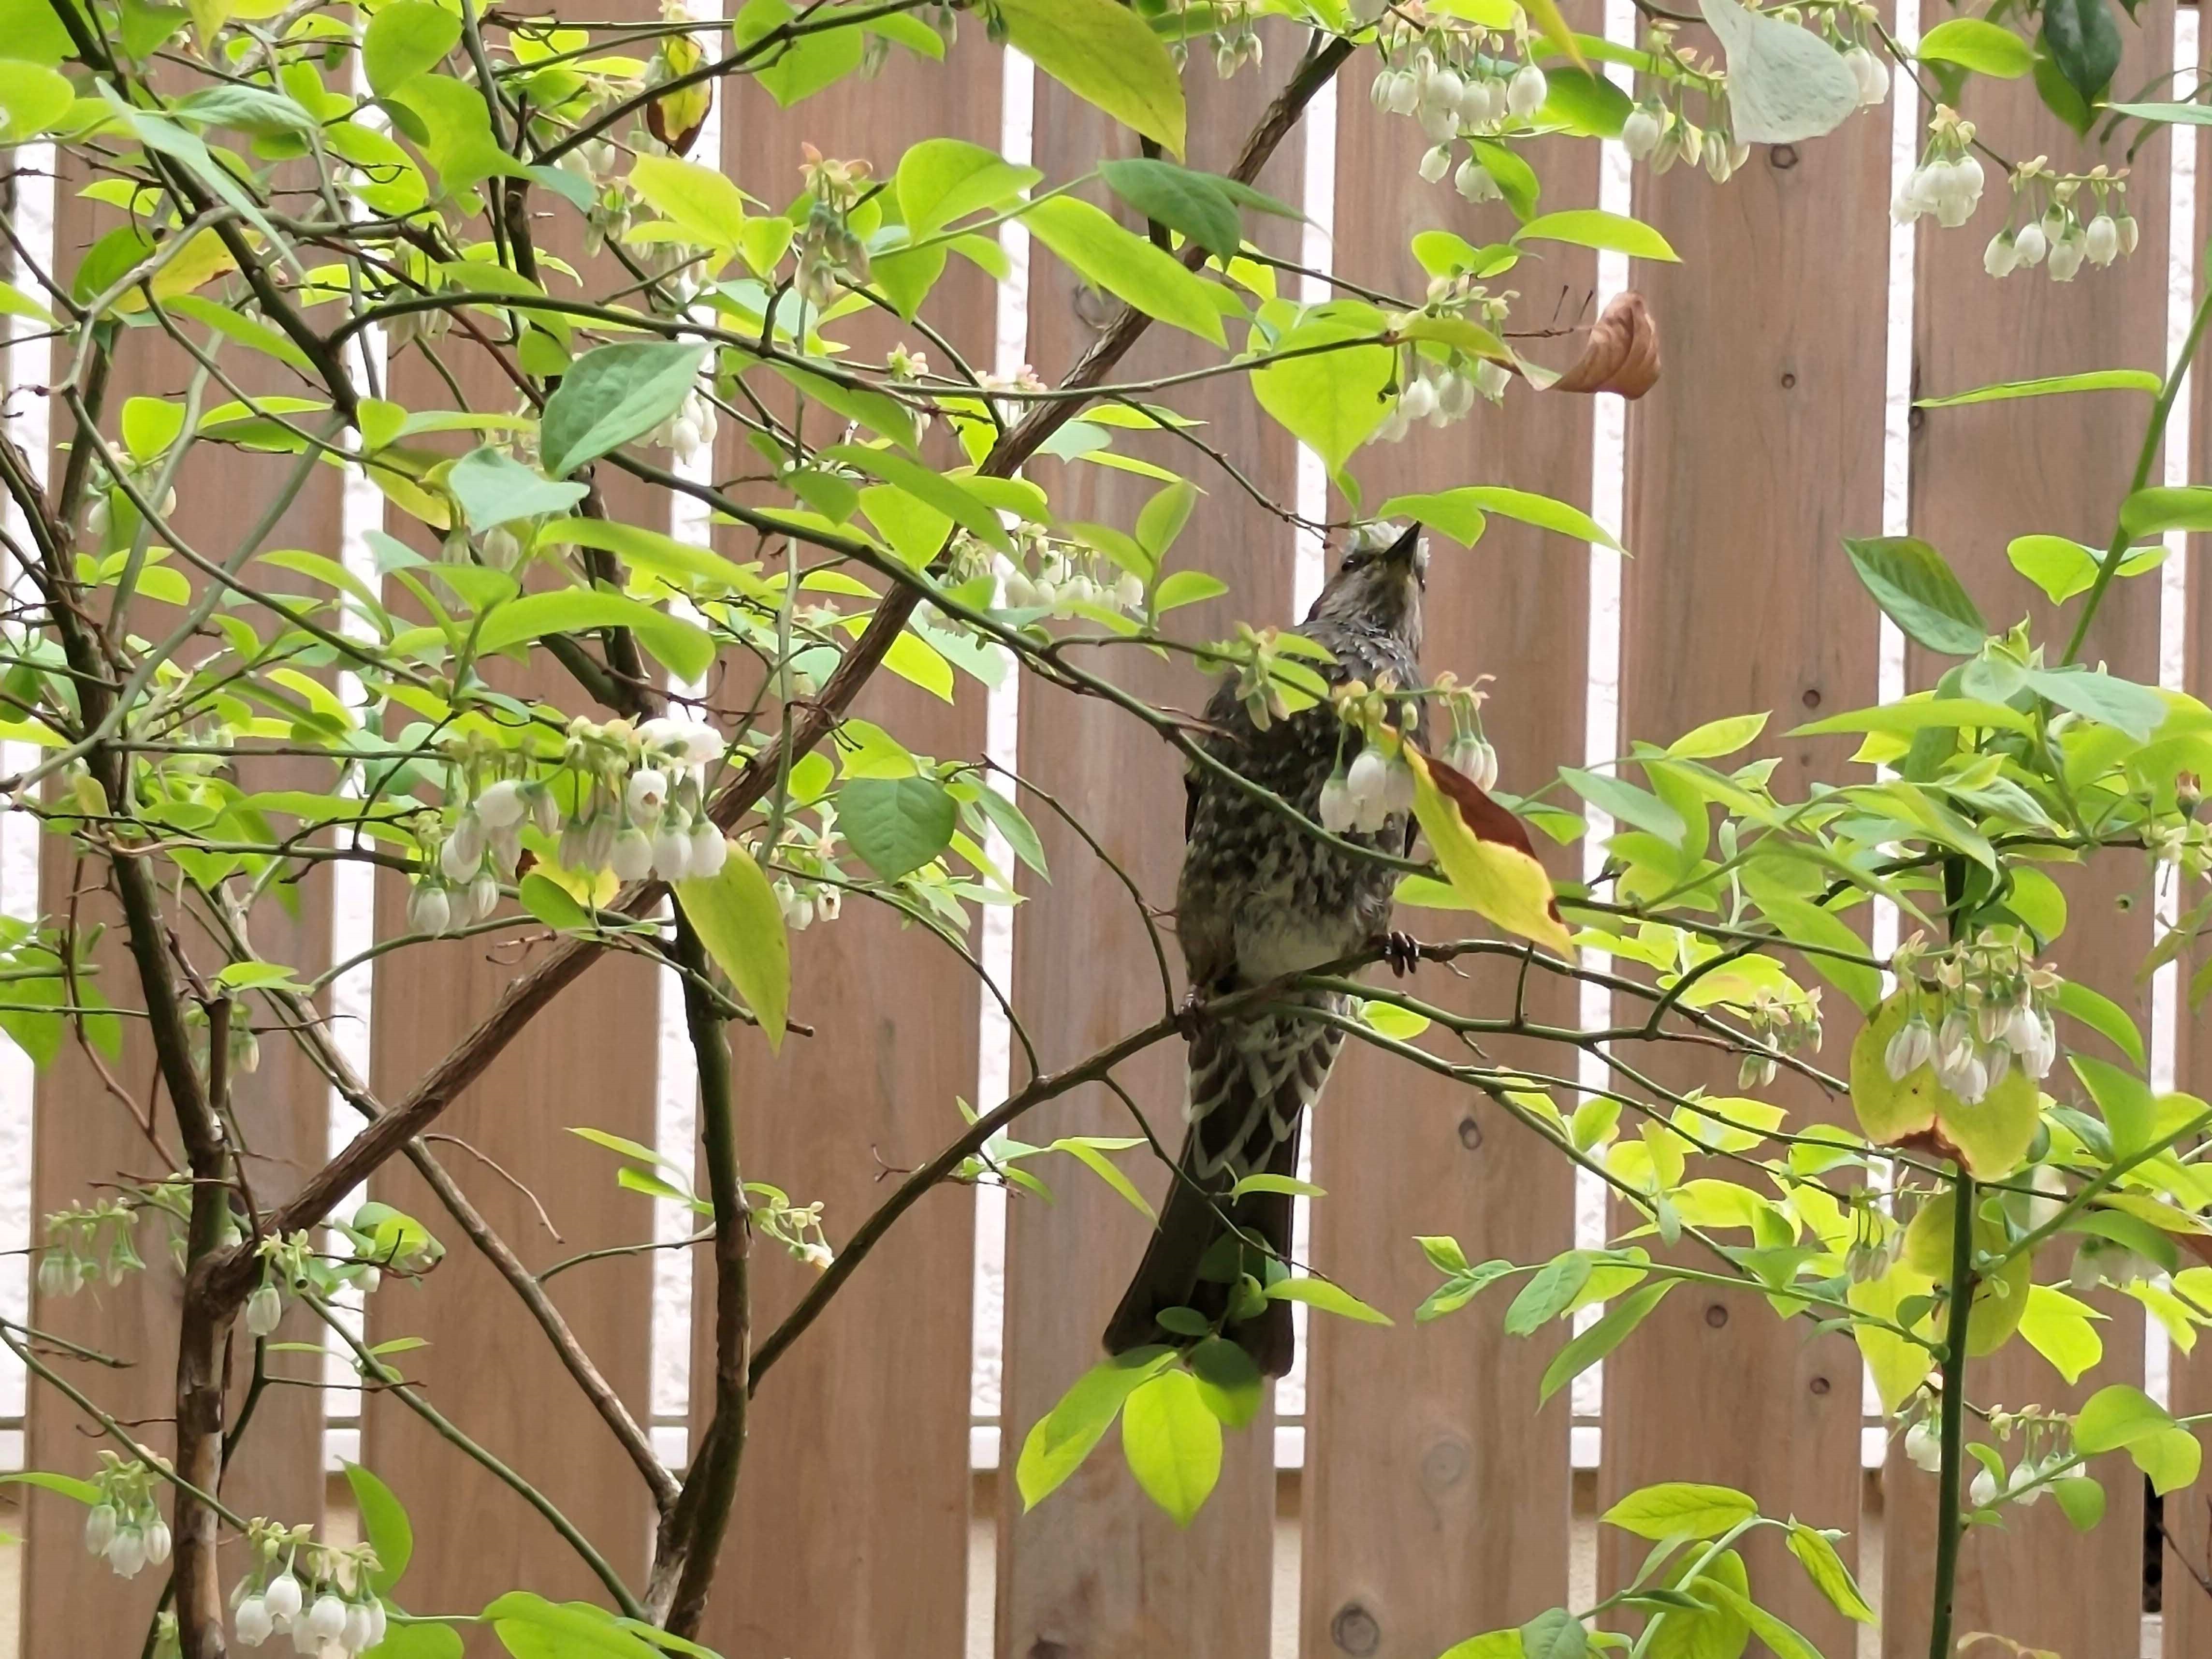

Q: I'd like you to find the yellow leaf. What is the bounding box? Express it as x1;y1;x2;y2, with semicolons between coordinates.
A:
1850;990;2040;1178
675;839;791;1051
1405;746;1575;959
1520;0;1589;69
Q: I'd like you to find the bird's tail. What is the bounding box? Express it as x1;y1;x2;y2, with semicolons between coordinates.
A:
1101;1004;1343;1376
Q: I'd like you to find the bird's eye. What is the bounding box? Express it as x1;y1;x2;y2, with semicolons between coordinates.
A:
1339;551;1371;573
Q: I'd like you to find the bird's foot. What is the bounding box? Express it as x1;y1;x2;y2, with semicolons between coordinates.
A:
1375;930;1422;977
1175;987;1210;1040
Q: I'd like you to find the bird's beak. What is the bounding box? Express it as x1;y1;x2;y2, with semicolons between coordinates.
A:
1383;522;1426;586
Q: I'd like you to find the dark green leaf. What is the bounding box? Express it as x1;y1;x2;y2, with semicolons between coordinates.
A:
540;342;709;478
2042;0;2121;104
840;774;958;879
1842;536;1988;655
446;446;588;532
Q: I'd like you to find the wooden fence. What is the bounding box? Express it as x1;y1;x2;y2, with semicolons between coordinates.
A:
8;8;2212;1658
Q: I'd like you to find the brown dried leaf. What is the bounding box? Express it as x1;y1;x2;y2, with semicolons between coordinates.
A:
1549;291;1660;399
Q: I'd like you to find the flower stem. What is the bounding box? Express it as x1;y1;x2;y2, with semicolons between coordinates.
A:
1927;1167;1978;1659
2064;231;2212;665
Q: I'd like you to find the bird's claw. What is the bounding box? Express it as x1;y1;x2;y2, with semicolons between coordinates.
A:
1378;931;1421;977
1175;988;1209;1040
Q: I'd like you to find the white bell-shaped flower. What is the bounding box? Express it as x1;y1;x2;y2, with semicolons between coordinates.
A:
1969;1464;2001;1507
1418;143;1452;182
246;1283;283;1337
342;1602;376;1654
1622;105;1663;160
1904;1419;1944;1472
235;1596;275;1648
1845;44;1889;105
405;883;451;938
1454;157;1502;202
475;779;525;829
1506;61;1548;118
264;1569;304;1623
611;827;655;882
106;1526;148;1579
626;767;670;821
1983;232;2019;278
143;1516;171;1566
2084;212;2120;266
307;1593;349;1643
1318;774;1355;834
1398;374;1439;422
654;825;693;882
2046;229;2085;282
687;825;730;878
1884;1012;1935;1081
85;1503;117;1554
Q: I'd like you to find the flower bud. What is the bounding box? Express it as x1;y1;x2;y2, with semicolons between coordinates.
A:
1904;1419;1943;1472
2012;221;2049;266
235;1596;275;1647
1844;44;1888;105
611;827;655;882
1969;1465;2001;1507
246;1283;283;1337
264;1570;304;1621
307;1593;348;1642
2084;212;2119;266
106;1526;148;1578
440;814;483;881
470;871;500;921
1114;571;1146;611
654;825;693;882
626;767;670;821
1318;775;1354;834
1507;62;1548;118
84;1502;117;1553
2046;231;2085;282
1474;359;1512;402
1621;105;1663;161
1418;143;1452;183
38;1251;73;1300
1884;1012;1935;1082
1382;759;1416;816
405;883;451;938
1738;1053;1777;1090
365;1602;388;1648
1398;375;1438;421
1454;157;1502;202
143;1516;171;1565
475;779;525;830
1983;232;2019;278
342;1602;376;1653
2119;213;2140;254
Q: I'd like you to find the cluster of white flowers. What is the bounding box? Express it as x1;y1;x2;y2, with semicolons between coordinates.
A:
1734;984;1825;1090
36;1199;144;1298
1892;115;1988;229
996;529;1147;619
82;1454;172;1579
1363;14;1554;205
1618;101;1752;181
1982;163;2139;282
652;381;719;467
1883;934;2060;1105
232;1560;386;1652
243;1232;317;1339
1320;738;1418;835
408;716;733;931
1377;354;1510;442
773;877;843;931
1435;671;1499;791
2068;1232;2159;1293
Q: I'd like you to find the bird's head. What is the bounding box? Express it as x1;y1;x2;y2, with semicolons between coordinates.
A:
1307;521;1426;650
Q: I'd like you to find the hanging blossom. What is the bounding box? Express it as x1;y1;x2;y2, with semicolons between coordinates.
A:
37;1197;144;1298
651;379;719;467
994;525;1148;620
80;1452;172;1580
406;714;734;931
228;1520;387;1653
1882;931;2061;1105
1436;671;1500;791
1317;596;1425;836
1734;984;1824;1090
792;146;873;308
1377;279;1514;442
1365;9;1555;197
1892;105;1986;229
1982;158;2138;282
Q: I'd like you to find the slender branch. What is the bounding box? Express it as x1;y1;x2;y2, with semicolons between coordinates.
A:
1927;1167;1977;1659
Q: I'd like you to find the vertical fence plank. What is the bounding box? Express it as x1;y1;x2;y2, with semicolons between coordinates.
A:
684;40;997;1659
22;181;333;1654
363;131;665;1623
1296;81;1593;1659
995;51;1304;1659
1602;68;1893;1653
1880;18;2173;1655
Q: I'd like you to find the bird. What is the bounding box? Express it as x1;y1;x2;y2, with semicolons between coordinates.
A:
1102;522;1428;1377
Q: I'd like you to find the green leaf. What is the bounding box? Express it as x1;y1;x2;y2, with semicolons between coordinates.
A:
1418;1235;1470;1273
995;0;1186;156
1513;208;1678;262
1099;157;1295;260
2074;1382;2172;1453
1698;0;1859;142
1016;1348;1175;1510
970;783;1048;878
1024;195;1227;345
2055;978;2147;1066
1791;695;2030;737
1696;1581;1820;1659
735;0;864;104
2053;1475;2107;1530
2121;484;2212;539
484;1591;662;1658
540;342;709;478
1121;1369;1222;1525
518;872;592;932
1915;17;2036;77
896;138;1039;234
1919;368;2161;406
2026;665;2166;740
1539;1282;1671;1403
2005;535;2164;605
2042;0;2120;104
0;60;74;140
2107;100;2212;125
1186;1335;1263;1428
628;154;752;253
2137;1426;2203;1494
1600;1482;1759;1540
1251;309;1395;472
823;443;1013;554
386;73;531;194
673;841;790;1050
1380;484;1619;550
1518;1608;1587;1659
1786;1521;1874;1622
1561;767;1685;842
1505;1252;1594;1335
1049;1137;1154;1220
363;1620;465;1659
363;0;462;95
1265;1275;1394;1324
446;446;589;532
344;1463;413;1594
2019;1282;2104;1384
0;1470;102;1504
475;591;714;683
840;774;957;880
1842;536;1988;655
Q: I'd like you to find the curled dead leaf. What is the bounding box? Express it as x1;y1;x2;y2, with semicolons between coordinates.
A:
1548;291;1660;399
